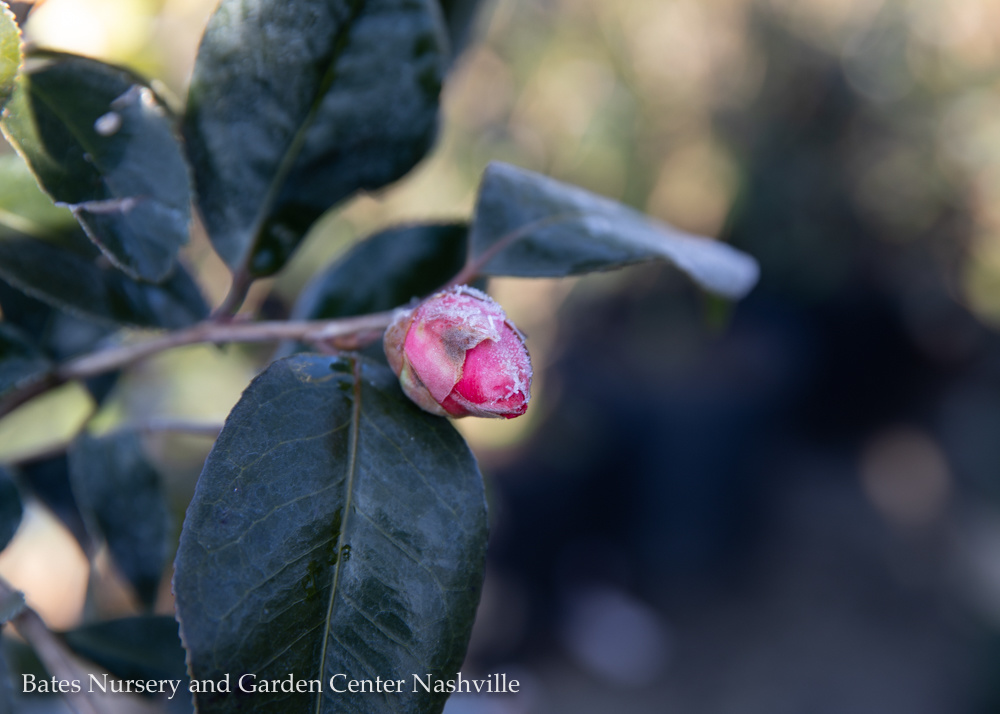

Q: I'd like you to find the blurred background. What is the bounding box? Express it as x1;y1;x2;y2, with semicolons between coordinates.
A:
3;0;1000;711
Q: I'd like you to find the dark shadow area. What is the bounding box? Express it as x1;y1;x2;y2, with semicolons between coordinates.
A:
460;7;1000;713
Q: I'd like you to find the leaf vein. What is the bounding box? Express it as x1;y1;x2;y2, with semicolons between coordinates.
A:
314;356;361;714
363;417;464;525
354;507;450;597
341;591;421;664
252;620;323;674
215;532;338;623
202;479;340;555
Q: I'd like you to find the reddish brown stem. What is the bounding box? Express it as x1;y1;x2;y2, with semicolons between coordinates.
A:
0;311;396;420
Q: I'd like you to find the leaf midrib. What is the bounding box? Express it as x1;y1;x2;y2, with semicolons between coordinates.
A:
16;72;125;205
314;356;362;714
239;0;366;274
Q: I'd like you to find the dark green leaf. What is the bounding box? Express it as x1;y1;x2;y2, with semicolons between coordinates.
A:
68;431;169;608
0;152;206;328
0;587;24;625
61;616;188;685
294;223;467;320
0;274;110;357
0;51;192;282
174;355;487;714
0;1;20;114
185;0;448;276
470;162;761;299
283;223;469;367
38;311;110;361
0;278;50;339
78;371;120;407
0;322;50;400
438;0;485;60
0;231;206;329
0;467;22;551
17;453;92;552
0;280;122;403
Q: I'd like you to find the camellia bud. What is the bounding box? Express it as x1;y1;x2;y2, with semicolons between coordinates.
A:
384;285;532;419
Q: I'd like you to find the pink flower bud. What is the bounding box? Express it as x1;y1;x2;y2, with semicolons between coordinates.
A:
384;286;532;419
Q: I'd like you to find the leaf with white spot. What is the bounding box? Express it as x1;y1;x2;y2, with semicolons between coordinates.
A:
0;154;206;329
0;51;192;283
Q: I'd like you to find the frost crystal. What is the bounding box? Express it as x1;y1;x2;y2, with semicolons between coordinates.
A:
383;285;532;419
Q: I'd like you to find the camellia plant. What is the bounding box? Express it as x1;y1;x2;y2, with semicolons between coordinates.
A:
0;0;759;712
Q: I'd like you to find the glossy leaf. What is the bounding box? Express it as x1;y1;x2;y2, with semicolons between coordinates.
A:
0;1;20;113
470;162;761;299
0;322;50;400
0;278;114;359
174;355;487;714
0;152;206;328
0;278;48;340
0;232;206;329
0;51;192;282
68;431;169;608
0;467;21;551
61;616;188;685
0;249;123;408
294;223;468;320
185;0;448;276
0;280;121;403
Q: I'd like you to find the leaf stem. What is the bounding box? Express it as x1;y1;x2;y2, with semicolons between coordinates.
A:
0;577;102;714
446;214;573;288
0;419;223;467
0;310;396;420
211;268;254;320
137;417;224;438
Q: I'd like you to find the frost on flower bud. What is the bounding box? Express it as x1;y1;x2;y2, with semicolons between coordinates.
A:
384;285;532;419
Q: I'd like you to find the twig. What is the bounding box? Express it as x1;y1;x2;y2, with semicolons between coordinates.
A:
0;216;571;421
211;268;254;320
137;417;223;439
0;310;396;420
0;418;223;467
446;214;573;288
0;577;102;714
